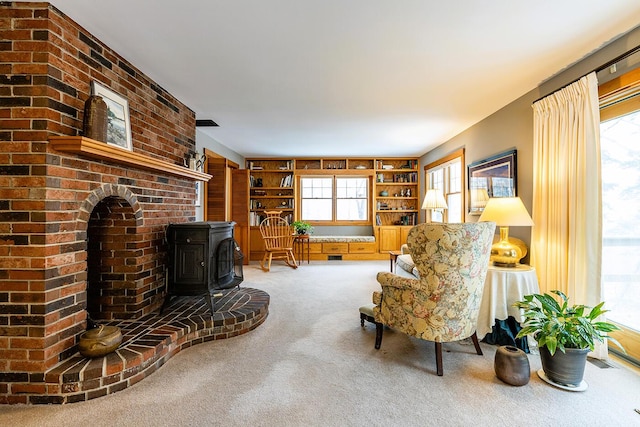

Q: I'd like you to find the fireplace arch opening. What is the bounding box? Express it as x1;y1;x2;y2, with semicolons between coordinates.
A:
86;196;140;320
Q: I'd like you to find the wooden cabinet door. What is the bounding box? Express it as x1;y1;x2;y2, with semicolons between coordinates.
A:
206;156;227;221
400;226;412;248
378;226;400;252
249;227;265;261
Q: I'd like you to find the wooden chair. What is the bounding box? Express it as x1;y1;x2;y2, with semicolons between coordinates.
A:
259;214;298;271
373;222;495;375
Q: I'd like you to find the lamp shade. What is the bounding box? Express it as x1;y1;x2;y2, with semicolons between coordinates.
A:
478;197;534;226
421;189;448;210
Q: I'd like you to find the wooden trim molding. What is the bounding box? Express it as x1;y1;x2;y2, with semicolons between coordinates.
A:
423;147;464;171
49;136;212;181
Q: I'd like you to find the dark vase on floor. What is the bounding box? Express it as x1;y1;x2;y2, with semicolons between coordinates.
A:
539;346;589;387
494;345;530;386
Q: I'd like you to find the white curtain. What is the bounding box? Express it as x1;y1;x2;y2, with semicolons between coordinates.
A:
531;72;607;358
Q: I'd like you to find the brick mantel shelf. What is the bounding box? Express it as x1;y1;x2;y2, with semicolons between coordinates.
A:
49;136;212;181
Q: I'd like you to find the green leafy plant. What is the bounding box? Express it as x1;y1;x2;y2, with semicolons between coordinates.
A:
292;220;313;235
514;290;623;355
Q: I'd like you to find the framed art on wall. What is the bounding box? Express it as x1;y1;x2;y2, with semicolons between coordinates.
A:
91;81;132;151
468;149;516;215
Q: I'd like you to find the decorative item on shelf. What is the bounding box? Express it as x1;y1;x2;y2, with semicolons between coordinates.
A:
494;345;530;386
292;220;313;236
421;189;448;223
379;190;388;197
83;95;108;142
186;152;206;172
78;324;123;358
478;197;534;267
91;80;133;151
514;290;623;391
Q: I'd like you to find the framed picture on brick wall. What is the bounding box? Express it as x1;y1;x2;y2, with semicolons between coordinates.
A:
91;81;133;151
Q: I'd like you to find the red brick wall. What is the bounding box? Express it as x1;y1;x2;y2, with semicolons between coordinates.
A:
0;2;198;402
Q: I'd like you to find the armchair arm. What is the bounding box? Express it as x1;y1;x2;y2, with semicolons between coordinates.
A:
376;271;423;292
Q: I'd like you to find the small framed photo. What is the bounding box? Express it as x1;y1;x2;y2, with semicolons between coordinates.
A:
468;149;517;215
91;81;132;151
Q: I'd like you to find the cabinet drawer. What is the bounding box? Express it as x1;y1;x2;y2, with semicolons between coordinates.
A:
349;242;376;253
309;243;323;254
322;243;349;254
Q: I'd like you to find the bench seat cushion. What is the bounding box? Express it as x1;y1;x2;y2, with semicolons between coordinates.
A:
309;236;375;243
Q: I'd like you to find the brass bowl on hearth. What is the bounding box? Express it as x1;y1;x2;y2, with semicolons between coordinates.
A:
78;324;122;358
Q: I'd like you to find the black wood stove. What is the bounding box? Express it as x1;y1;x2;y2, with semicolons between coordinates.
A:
163;221;243;314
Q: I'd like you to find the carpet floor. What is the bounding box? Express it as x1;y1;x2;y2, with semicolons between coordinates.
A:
1;260;640;427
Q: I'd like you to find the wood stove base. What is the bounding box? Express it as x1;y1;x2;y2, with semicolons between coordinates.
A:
2;288;269;405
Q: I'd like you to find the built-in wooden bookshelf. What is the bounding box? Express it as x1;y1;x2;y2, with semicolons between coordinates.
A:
244;156;419;257
374;158;419;228
246;159;295;225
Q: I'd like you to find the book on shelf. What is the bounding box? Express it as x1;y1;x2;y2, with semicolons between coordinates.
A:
280;174;293;187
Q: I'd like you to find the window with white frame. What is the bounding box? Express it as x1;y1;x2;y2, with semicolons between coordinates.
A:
424;150;464;223
300;176;369;223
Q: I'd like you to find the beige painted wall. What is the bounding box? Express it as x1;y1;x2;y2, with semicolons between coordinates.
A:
420;23;640;249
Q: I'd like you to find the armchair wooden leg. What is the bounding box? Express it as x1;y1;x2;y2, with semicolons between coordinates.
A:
374;322;383;350
471;332;483;355
435;342;443;376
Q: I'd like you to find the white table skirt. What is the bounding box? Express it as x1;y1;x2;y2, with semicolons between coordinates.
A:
476;264;540;340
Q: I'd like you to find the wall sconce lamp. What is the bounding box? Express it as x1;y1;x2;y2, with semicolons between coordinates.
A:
478;197;534;267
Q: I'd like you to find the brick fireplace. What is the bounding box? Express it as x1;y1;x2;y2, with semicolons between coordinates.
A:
0;2;215;403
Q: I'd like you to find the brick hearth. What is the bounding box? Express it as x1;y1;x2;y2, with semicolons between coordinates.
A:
27;288;269;404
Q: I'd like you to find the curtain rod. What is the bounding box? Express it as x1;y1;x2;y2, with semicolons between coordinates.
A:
532;44;640;104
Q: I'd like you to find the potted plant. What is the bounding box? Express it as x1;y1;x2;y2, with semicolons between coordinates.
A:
514;290;623;388
292;220;313;236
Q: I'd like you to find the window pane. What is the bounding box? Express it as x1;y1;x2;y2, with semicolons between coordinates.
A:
447;193;461;223
337;199;368;220
449;161;461;192
303;199;332;220
601;112;640;332
336;178;368;221
430;169;444;190
301;177;332;221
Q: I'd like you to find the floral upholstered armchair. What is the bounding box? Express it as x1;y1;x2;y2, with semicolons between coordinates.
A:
373;222;495;376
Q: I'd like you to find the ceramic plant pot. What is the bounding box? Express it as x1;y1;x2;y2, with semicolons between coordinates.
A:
539;345;589;387
494;345;530;386
78;325;122;358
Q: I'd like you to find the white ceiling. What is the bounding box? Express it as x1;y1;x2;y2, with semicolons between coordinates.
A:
49;1;640;158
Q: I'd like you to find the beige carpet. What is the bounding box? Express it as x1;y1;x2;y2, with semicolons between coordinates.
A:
2;260;640;427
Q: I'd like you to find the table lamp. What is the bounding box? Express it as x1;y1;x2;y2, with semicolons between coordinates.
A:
422;189;448;223
478;197;533;267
